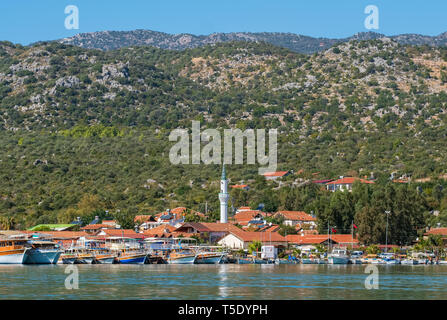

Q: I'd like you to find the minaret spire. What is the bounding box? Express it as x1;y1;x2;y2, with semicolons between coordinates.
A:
219;165;229;223
221;164;226;180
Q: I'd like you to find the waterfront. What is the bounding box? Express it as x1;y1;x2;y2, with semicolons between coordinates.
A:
1;264;447;300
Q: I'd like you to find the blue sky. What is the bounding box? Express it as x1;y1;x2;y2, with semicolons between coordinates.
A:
1;0;447;45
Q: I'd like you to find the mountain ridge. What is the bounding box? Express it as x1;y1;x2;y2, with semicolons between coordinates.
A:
54;29;447;53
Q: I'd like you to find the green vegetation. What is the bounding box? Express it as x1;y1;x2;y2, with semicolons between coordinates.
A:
1;39;447;246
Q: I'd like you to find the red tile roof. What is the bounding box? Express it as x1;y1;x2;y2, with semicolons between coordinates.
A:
102;220;117;224
259;224;280;232
232;211;265;225
199;223;241;233
23;230;89;239
143;225;177;237
275;211;316;222
134;215;156;223
286;234;358;245
425;228;447;236
263;171;289;177
171;207;188;215
99;229;145;239
231;184;249;189
230;230;287;242
175;222;240;233
326;177;374;185
80;224;111;231
312;179;334;184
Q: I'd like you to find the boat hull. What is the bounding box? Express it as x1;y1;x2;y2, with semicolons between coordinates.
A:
328;257;350;264
275;259;297;264
115;254;147;264
93;257;116;264
385;259;400;265
301;259;317;264
0;250;27;264
195;254;224;264
349;259;363;264
23;249;62;264
237;258;254;264
168;255;196;264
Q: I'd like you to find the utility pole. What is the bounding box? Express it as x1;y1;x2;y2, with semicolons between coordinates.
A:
385;210;391;253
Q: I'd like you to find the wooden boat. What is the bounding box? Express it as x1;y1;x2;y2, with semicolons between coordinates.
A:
253;258;272;264
145;254;166;264
328;248;350;264
92;252;117;264
274;258;298;264
194;250;226;264
0;237;29;264
168;249;196;264
237;257;254;264
401;259;419;265
114;250;148;264
61;248;95;264
301;258;318;264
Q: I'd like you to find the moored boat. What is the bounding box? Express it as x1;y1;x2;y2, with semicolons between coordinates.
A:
0;237;29;264
328;248;350;264
370;258;386;264
195;252;226;264
349;258;363;264
61;248;95;264
301;258;318;264
274;258;297;264
401;258;419;265
92;252;117;264
167;249;196;264
114;250;148;264
236;257;254;264
23;240;63;264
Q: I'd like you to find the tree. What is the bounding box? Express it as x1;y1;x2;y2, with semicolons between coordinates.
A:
278;224;297;236
366;244;380;255
113;210;136;229
248;240;262;256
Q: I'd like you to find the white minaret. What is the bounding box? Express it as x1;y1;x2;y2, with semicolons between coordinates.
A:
219;165;229;223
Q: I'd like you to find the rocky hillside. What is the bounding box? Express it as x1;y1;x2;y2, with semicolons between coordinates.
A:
2;38;447;134
2;37;447;227
56;29;447;54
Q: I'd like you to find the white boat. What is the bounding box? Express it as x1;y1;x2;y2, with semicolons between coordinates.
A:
328;248;349;264
195;252;226;264
316;258;328;264
417;259;429;265
401;259;418;265
23;240;63;264
301;258;318;264
371;259;386;264
385;259;400;265
168;249;196;264
438;260;447;265
349;258;363;264
0;237;29;264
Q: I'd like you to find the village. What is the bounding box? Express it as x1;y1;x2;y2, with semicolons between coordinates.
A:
0;167;445;265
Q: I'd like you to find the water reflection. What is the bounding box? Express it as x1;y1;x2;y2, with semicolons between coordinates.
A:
217;265;229;299
1;264;447;299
